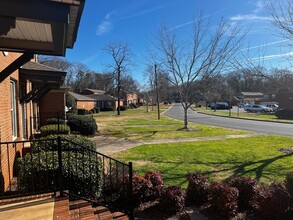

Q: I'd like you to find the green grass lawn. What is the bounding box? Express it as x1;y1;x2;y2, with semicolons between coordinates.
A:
114;136;293;187
195;107;293;123
94;105;248;140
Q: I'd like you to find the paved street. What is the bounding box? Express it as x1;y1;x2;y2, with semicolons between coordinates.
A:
164;103;293;136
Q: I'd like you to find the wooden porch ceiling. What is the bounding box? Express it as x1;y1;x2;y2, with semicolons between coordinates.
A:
0;0;85;56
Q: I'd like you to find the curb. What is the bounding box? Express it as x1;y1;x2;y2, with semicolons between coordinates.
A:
193;108;293;125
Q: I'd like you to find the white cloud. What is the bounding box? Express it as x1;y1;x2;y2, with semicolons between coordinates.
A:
230;14;270;21
253;0;265;13
96;21;112;36
96;10;116;36
122;5;168;20
252;51;293;61
170;10;225;31
241;39;289;51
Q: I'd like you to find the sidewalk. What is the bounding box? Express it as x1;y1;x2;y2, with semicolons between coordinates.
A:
90;133;265;155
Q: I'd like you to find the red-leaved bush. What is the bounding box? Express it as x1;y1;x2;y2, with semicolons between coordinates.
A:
132;174;152;206
159;186;185;217
144;170;164;200
230;177;258;210
250;183;290;220
186;173;209;206
208;183;239;218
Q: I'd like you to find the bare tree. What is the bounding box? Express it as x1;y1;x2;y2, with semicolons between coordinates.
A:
38;56;73;85
268;0;293;41
104;42;132;115
151;14;245;129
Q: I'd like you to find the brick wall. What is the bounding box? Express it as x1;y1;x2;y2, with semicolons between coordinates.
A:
0;52;24;190
39;89;66;125
76;101;95;111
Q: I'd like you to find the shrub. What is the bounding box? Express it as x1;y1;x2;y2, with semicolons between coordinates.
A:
208;183;239;219
17;150;102;198
275;109;293;119
40;124;70;136
47;118;65;125
159;186;185;217
129;103;137;109
67;114;97;135
186;173;209;206
145;171;164;200
102;106;114;111
132;174;152;207
117;106;127;111
90;108;100;114
77;108;89;115
31;134;96;152
251;183;290;220
94;107;100;113
229;177;258;210
285;172;293;201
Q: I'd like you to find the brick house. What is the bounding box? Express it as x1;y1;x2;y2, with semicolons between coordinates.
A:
237;92;264;104
68;91;96;111
0;1;133;218
0;0;85;196
123;92;138;106
81;88;123;110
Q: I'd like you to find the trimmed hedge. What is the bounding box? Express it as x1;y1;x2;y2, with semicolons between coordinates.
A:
40;124;70;136
47;118;65;125
67;114;97;135
102;106;114;111
77;108;89;115
31;134;96;152
275;109;293;119
17;151;102;198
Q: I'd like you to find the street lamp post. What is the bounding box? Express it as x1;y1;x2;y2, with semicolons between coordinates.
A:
154;64;160;120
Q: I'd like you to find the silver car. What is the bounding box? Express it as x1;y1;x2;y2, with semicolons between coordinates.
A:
245;104;273;113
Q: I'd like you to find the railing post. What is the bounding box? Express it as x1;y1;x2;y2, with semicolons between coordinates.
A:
57;113;60;134
57;136;64;197
128;162;134;220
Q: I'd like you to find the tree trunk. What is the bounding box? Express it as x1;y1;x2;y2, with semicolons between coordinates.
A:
183;106;188;129
117;66;121;116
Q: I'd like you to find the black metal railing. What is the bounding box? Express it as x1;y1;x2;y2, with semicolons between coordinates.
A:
0;137;133;219
30;112;66;136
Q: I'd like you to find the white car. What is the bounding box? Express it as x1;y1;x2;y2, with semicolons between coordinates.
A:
245;104;273;113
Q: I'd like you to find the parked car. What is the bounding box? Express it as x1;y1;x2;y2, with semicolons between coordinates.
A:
239;103;248;108
263;104;279;111
245;104;273;113
211;102;232;110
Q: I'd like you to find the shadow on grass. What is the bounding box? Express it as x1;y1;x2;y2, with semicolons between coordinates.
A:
147;152;293;186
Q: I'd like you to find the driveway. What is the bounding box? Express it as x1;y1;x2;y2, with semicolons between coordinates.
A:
164;103;293;136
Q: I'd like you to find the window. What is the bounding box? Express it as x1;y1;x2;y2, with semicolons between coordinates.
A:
10;81;18;139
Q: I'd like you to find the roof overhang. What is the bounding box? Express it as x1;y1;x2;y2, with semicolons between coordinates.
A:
20;62;66;88
0;0;85;56
19;62;67;102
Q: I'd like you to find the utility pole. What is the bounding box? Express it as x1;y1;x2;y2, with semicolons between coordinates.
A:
155;64;160;120
117;66;121;116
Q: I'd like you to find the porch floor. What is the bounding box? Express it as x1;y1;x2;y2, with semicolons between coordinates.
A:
0;193;129;220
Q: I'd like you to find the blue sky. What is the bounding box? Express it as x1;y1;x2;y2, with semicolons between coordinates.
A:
65;0;292;83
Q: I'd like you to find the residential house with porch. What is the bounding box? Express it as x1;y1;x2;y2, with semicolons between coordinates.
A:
0;1;132;219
